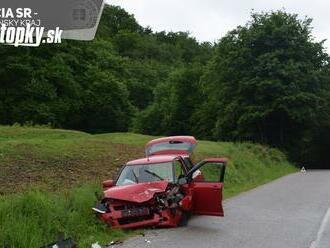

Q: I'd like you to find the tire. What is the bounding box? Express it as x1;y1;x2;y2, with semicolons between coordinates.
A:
178;211;190;227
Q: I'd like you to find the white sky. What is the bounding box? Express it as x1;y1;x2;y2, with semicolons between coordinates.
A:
106;0;330;51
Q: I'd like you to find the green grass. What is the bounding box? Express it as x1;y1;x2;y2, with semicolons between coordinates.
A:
0;125;297;247
0;185;137;248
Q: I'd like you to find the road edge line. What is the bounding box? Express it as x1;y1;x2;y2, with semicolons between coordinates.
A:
310;203;330;248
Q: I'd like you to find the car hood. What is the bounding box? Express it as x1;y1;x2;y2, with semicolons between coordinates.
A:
104;181;168;203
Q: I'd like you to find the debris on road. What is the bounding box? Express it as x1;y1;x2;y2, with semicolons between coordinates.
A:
107;240;123;247
110;240;121;245
91;242;102;248
42;233;76;248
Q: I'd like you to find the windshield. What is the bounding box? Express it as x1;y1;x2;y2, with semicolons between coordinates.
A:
116;162;175;186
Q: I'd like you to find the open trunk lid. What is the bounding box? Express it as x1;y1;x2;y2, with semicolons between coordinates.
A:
145;136;197;157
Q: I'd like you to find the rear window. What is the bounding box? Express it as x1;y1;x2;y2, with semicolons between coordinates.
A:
146;141;195;155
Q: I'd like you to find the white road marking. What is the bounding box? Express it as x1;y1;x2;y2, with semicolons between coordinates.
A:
310;204;330;248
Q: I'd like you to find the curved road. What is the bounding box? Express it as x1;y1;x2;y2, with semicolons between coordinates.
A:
113;171;330;248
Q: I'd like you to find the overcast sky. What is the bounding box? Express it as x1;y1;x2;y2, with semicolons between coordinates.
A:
106;0;330;51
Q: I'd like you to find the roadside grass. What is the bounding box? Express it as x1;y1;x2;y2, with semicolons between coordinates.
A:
0;126;297;247
0;184;138;248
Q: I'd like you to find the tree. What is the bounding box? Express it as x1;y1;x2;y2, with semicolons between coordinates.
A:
133;65;204;135
0;5;213;133
96;6;143;38
199;10;329;153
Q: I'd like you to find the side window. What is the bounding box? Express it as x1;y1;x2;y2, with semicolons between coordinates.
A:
198;162;225;182
174;160;185;181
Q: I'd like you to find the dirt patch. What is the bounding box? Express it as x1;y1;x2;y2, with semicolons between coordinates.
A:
0;143;144;194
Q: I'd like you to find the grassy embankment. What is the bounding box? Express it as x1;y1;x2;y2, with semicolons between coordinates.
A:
0;125;297;247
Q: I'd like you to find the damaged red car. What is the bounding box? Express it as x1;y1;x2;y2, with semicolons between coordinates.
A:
93;136;227;229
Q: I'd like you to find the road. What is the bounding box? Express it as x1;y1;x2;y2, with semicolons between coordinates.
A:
112;171;330;248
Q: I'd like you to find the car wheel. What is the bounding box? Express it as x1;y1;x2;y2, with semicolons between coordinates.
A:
178;211;190;227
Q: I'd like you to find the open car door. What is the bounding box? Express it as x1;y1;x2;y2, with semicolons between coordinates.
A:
187;158;227;216
145;136;197;157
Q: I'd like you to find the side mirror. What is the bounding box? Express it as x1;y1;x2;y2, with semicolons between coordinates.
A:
178;177;187;185
102;180;114;189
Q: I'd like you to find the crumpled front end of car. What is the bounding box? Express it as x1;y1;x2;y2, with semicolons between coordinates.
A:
93;184;192;229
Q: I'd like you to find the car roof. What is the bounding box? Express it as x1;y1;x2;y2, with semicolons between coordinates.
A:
126;155;180;165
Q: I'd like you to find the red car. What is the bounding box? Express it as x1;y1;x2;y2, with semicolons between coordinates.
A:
93;136;227;229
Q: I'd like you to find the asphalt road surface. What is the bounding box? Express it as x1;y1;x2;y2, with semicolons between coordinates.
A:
112;171;330;248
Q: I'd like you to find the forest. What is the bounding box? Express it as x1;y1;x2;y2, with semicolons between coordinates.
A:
0;5;329;168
